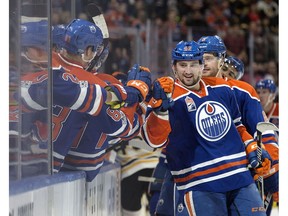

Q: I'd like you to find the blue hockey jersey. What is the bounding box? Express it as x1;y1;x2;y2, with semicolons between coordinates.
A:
143;77;255;194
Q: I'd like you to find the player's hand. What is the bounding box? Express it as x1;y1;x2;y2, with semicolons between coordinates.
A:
126;64;151;101
149;77;174;112
247;142;271;174
157;76;175;93
124;86;146;106
105;83;127;109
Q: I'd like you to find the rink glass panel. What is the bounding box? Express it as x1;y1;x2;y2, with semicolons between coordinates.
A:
9;0;52;181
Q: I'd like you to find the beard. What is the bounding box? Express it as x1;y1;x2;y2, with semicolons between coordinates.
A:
177;73;201;90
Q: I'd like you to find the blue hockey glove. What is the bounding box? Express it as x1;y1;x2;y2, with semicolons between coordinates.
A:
127;64;151;87
247;142;272;175
112;71;128;85
126;64;152;101
149;77;174;112
123;86;144;106
105;83;127;109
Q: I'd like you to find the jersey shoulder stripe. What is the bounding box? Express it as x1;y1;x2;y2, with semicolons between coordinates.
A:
228;79;260;99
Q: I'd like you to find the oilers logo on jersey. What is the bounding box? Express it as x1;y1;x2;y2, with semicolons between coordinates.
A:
196;101;231;141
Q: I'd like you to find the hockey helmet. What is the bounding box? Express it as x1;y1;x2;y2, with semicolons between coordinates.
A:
21;20;48;51
52;24;66;50
255;79;277;93
197;35;226;58
63;19;103;55
224;56;244;80
172;40;203;64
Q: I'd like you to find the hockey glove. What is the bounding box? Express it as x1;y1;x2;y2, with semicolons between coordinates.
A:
149;77;174;112
126;64;152;101
246;141;271;175
112;71;128;85
105;83;127;109
123;86;145;106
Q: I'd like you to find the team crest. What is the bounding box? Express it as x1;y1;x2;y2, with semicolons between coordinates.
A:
195;101;231;141
184;45;192;51
185;96;196;112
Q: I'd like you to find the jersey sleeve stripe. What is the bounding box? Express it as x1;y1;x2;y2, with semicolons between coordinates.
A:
21;86;46;110
88;85;103;116
70;81;88;110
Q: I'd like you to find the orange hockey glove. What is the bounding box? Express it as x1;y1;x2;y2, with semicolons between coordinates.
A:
149;76;174;112
126;64;151;101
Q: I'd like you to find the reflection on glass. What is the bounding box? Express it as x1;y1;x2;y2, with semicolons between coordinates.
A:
9;0;49;181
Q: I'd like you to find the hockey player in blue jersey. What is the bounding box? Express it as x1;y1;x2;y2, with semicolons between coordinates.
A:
142;40;271;216
198;36;279;216
19;19;152;181
150;36;278;215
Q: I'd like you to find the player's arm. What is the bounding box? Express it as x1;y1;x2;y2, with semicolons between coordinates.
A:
142;77;175;148
223;86;271;176
232;82;279;195
20;67;128;116
19;71;49;111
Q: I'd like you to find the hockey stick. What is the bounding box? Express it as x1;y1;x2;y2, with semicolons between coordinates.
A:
264;192;273;211
128;139;155;152
105;137;155;153
85;3;109;72
105;140;128;154
255;122;279;206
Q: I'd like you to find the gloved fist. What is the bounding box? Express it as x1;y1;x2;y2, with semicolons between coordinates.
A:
127;64;151;85
105;84;127;109
157;77;174;93
246;141;272;175
255;158;271;176
149;77;174;112
126;64;152;101
124;86;145;106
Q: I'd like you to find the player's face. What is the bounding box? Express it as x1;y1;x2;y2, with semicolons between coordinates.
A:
202;53;220;77
256;88;272;107
221;63;238;80
173;60;203;89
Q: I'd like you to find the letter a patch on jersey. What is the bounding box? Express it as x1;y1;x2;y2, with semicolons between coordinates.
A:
185;96;196;112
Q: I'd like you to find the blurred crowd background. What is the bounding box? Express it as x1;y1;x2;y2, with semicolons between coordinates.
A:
50;0;278;89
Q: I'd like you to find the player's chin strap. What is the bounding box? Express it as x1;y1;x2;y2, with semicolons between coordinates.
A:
263;93;276;110
81;51;97;64
215;56;225;78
